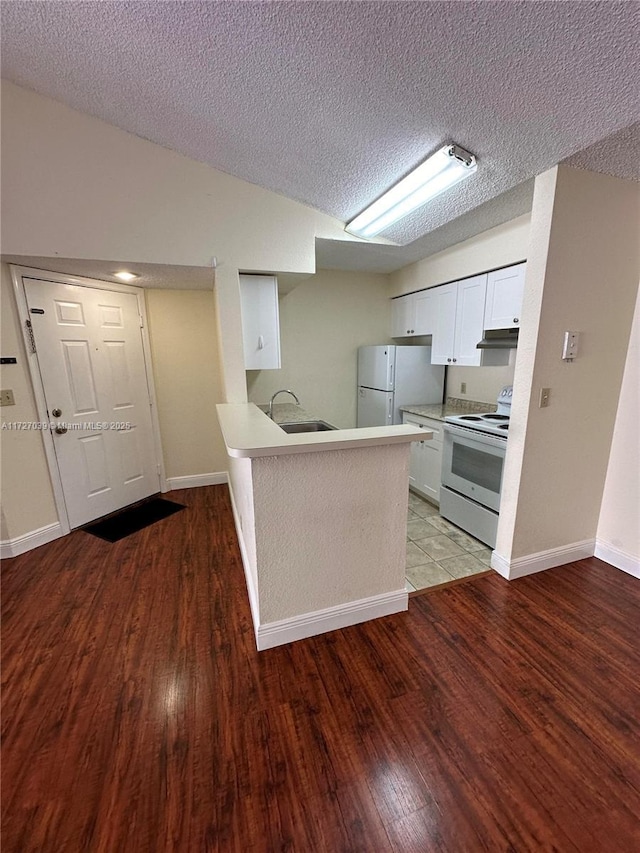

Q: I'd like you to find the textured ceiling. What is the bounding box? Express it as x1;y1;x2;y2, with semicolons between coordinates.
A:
1;1;639;276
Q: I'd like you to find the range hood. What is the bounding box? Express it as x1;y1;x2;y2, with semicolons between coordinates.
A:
476;328;519;349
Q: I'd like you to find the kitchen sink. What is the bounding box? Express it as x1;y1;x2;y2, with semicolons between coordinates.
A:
279;420;337;433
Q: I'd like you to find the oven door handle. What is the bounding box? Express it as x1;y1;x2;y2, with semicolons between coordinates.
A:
444;423;508;449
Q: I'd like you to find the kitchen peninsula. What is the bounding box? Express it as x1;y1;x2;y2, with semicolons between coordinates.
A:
216;402;429;650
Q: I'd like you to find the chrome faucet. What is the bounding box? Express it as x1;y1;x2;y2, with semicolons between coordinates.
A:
268;389;300;419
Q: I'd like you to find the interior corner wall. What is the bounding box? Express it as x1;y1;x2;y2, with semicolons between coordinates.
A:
496;166;640;562
246;269;391;428
0;263;59;540
145;289;228;479
388;213;531;297
596;283;640;565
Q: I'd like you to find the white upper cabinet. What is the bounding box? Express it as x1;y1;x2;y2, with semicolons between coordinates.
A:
431;274;487;366
391;293;416;337
239;274;281;370
414;288;437;335
391;288;437;337
430;282;458;363
484;262;526;330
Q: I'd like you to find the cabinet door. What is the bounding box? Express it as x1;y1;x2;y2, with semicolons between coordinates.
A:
431;283;457;364
414;289;436;335
391;293;416;337
418;440;442;504
408;436;421;488
484;263;526;330
240;274;281;370
453;273;487;367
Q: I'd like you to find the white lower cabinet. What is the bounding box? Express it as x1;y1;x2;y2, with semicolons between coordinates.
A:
403;413;444;504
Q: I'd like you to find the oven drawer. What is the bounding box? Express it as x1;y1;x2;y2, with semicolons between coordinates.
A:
442;425;505;513
440;486;498;549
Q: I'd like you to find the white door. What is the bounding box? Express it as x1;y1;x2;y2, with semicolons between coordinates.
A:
357;387;393;427
358;346;395;391
24;278;160;528
484;263;526;330
454;273;487;366
431;283;458;364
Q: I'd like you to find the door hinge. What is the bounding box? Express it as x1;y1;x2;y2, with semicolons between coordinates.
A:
25;319;37;353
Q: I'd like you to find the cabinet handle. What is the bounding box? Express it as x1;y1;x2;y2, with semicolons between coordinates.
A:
406;329;410;334
447;358;452;363
513;317;519;324
452;358;457;363
258;335;264;350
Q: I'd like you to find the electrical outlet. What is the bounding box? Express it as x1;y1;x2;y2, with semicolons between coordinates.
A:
539;387;550;408
460;382;467;394
0;389;15;406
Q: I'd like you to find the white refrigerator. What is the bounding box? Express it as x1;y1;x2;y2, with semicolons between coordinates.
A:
357;345;444;427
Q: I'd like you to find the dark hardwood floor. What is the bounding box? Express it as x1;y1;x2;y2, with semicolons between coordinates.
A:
2;485;639;852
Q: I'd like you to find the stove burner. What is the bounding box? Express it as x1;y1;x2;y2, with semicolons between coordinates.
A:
498;424;509;430
482;414;509;421
459;415;483;421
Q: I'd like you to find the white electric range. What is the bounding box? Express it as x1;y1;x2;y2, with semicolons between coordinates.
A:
439;386;513;548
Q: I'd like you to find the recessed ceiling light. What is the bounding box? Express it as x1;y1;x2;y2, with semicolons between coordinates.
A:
113;270;139;282
346;143;477;239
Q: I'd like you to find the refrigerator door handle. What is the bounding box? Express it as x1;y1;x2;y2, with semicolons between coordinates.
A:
388;397;393;422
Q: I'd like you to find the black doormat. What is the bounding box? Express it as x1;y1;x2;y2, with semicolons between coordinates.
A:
82;498;185;542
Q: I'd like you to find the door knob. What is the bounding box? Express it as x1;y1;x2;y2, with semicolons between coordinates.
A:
54;425;67;435
52;407;62;417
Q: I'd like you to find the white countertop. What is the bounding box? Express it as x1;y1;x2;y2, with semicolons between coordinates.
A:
217;403;429;458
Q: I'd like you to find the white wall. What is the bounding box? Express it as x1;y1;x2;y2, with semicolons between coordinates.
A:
251;444;408;624
596;284;640;572
247;269;391;428
0;80;355;273
145;289;228;479
0;264;59;540
389;214;531;296
0;81;364;540
445;351;517;405
496;166;640;565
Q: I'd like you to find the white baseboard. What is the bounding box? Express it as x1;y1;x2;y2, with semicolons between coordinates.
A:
166;472;228;490
256;589;408;651
0;522;65;559
491;539;596;580
594;540;640;579
226;480;261;633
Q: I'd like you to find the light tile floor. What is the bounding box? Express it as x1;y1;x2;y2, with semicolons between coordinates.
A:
406;491;492;592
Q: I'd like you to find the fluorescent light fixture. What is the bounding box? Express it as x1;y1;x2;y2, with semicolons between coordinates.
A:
345;144;477;239
113;270;139;282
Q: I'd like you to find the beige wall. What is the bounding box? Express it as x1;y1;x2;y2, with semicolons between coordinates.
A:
497;166;640;561
446;352;517;406
0;81;355;273
597;284;640;564
0;82;367;540
0;264;59;540
389;214;531;297
247;269;391;428
145;289;228;479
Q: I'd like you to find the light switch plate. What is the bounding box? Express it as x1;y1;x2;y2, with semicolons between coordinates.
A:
539;387;550;408
562;330;580;360
0;389;15;406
